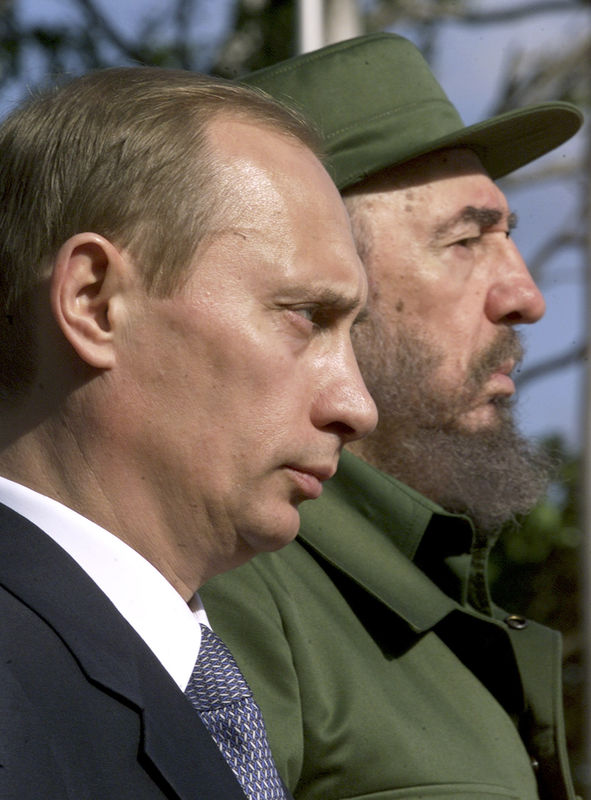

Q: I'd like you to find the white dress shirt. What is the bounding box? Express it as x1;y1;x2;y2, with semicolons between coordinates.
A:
0;475;207;691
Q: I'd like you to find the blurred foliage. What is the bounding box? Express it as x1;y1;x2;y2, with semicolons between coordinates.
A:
492;435;581;600
213;0;296;77
491;434;585;793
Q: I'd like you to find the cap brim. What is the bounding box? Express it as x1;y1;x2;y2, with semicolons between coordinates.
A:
365;102;583;183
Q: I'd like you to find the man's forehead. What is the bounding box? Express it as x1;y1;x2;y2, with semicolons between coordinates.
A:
346;147;489;197
347;150;514;231
192;222;367;306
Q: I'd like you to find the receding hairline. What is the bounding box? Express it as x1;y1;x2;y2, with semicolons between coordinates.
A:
0;65;325;399
0;65;322;295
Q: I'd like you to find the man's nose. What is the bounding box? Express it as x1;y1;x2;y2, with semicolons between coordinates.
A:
485;239;546;325
312;346;378;444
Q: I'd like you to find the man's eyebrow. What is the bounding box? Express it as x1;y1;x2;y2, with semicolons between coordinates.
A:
434;206;518;239
283;285;367;319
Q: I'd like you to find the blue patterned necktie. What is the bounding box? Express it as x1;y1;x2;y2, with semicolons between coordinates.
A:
185;624;288;800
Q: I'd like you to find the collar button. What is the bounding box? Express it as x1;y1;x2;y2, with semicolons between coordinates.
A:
504;614;528;630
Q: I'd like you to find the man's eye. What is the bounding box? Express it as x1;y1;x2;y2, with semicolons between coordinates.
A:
455;236;480;248
287;305;334;332
294;307;315;322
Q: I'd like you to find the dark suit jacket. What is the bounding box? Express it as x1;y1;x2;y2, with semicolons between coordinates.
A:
0;502;247;800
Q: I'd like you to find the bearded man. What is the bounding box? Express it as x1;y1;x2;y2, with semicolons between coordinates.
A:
201;33;583;800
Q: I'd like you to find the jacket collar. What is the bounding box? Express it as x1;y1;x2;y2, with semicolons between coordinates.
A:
0;502;247;800
297;453;530;718
297;451;477;633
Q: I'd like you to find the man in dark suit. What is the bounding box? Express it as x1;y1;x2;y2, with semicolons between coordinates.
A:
0;66;376;798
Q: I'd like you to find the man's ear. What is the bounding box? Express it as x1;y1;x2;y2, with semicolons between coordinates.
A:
50;233;132;370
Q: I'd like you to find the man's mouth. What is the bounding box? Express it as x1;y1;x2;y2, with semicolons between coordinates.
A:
488;360;516;396
284;463;337;500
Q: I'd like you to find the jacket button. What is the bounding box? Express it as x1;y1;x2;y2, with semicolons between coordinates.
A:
504;614;528;630
530;756;540;772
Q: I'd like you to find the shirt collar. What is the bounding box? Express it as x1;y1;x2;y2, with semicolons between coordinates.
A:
331;449;474;561
0;475;207;691
297;450;475;632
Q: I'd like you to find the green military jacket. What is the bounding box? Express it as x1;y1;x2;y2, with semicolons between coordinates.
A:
202;451;575;800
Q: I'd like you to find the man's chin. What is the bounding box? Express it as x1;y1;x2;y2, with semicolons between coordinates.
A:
456;403;506;433
454;396;513;434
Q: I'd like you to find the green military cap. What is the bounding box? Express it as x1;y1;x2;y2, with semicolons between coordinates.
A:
240;32;583;190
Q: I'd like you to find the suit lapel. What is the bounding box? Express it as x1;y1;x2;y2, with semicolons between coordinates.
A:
0;503;247;800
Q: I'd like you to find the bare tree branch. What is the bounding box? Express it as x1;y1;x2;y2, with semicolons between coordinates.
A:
75;0;144;61
500;159;585;187
527;230;585;283
455;0;586;25
516;343;587;388
367;0;587;30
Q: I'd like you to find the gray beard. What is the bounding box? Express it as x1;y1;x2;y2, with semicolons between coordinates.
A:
352;319;553;535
